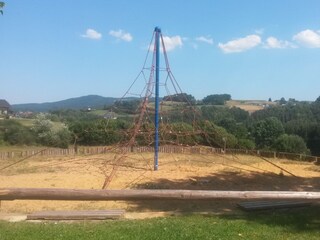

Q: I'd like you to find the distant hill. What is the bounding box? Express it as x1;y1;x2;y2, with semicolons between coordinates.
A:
12;95;120;112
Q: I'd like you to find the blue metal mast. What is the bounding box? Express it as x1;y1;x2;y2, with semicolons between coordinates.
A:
154;26;161;171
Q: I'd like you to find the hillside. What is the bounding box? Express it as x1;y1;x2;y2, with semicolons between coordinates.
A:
12;95;118;112
11;95;278;113
226;100;277;113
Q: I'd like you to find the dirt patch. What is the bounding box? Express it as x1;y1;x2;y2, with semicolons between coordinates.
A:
0;152;319;215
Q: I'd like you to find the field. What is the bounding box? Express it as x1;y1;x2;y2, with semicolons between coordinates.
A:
0;150;319;216
226;100;277;113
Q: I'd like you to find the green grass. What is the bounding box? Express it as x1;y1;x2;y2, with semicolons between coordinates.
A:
89;109;108;116
14;118;35;127
1;207;319;240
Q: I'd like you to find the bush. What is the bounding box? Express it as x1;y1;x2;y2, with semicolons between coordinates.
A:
237;139;255;150
68;119;129;146
164;122;200;146
202;94;231;105
252;117;284;149
0;120;36;145
32;113;72;148
273;134;309;154
199;121;238;148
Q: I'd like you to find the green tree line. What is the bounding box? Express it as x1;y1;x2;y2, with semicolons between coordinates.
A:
1;95;319;155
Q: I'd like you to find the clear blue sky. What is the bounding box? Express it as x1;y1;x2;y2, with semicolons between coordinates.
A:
1;0;320;104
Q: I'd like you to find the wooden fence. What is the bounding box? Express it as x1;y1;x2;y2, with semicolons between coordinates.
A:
0;146;319;163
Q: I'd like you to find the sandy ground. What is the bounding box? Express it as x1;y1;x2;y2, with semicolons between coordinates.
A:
0;152;319;217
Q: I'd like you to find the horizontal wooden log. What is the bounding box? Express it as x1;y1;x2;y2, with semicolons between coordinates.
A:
1;188;320;201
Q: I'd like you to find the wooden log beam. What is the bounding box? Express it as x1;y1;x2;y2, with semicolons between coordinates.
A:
1;188;320;201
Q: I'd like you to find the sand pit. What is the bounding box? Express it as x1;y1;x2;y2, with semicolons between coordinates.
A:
0;151;319;215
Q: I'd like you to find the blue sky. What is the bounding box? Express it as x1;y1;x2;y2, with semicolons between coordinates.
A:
0;0;320;104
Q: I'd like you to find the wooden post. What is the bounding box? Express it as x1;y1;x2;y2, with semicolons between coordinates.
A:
0;188;320;201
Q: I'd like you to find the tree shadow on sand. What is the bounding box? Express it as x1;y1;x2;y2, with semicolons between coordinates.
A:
126;170;320;231
215;204;320;233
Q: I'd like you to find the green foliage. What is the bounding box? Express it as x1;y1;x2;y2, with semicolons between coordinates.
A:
237;138;255;150
32;114;71;148
200;121;238;148
284;119;313;139
273;134;309;154
202;94;231;105
252;101;320;154
228;107;250;122
306;124;320;156
164;122;200;146
279;97;287;105
50;109;99;122
113;100;140;114
0;1;4;15
68;119;130;146
0;120;36;145
12;95;117;112
218;118;249;139
4;93;320;155
163;93;196;104
201;106;248;124
311;97;320;121
252;102;315;123
252;117;284;149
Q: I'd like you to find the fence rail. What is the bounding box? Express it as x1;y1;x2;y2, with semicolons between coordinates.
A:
0;146;319;163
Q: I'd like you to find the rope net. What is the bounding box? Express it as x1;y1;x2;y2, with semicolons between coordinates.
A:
100;29;230;188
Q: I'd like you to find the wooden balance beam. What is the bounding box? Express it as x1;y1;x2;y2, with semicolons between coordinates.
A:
1;188;320;201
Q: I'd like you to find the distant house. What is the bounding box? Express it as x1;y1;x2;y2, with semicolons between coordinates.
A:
0;99;11;115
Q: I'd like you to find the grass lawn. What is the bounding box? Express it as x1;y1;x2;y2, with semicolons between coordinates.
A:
1;206;319;240
89;109;108;116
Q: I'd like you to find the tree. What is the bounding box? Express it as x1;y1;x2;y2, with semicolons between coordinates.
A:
113;100;140;114
163;93;196;104
32;113;71;148
165;122;200;146
218;118;248;139
199;121;238;148
0;2;4;15
202;94;231;105
306;124;320;156
0;120;36;145
273;134;309;154
68;119;129;146
279;97;287;105
252;117;284;149
237;139;255;150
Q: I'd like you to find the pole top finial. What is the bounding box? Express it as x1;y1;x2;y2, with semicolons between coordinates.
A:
154;26;161;33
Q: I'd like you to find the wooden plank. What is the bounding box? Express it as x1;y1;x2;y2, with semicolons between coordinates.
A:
238;201;312;211
27;210;125;220
1;188;320;201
